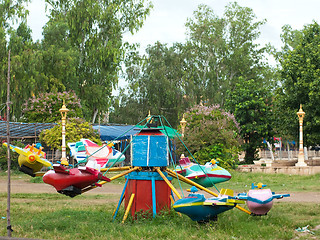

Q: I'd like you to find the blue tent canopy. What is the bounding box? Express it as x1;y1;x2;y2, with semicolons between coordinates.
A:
93;125;139;141
93;125;180;141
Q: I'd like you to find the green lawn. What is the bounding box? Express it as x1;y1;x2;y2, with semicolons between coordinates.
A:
0;170;319;239
171;170;320;193
0;193;319;240
217;170;320;192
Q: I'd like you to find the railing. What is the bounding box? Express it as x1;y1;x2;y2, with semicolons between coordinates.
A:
259;149;320;160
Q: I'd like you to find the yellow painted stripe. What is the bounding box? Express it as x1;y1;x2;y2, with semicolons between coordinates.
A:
227;199;245;204
173;202;204;208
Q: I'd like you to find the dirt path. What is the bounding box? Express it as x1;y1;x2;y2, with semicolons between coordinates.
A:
0;179;319;203
0;179;124;195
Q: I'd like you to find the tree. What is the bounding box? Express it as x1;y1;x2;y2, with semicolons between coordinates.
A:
184;3;272;106
0;0;31;120
274;21;320;146
176;104;241;169
112;42;189;126
225;78;275;163
114;3;275;126
42;0;153;123
7;22;44;119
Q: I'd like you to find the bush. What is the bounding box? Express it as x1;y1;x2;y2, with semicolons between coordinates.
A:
22;91;83;123
39;118;101;150
176;105;241;169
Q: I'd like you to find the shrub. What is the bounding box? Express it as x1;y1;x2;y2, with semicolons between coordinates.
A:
176;105;241;169
39;118;101;150
22;91;83;123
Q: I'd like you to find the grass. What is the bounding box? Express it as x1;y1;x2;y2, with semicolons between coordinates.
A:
171;170;320;193
0;193;319;240
218;170;320;192
0;170;320;239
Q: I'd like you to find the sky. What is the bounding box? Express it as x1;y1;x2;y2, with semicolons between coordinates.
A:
26;0;320;91
27;0;320;50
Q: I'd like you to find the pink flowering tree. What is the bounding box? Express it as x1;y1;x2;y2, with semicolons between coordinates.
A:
176;104;241;169
22;91;83;123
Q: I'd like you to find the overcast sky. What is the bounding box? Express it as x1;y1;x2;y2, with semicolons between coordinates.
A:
27;0;320;50
26;0;320;92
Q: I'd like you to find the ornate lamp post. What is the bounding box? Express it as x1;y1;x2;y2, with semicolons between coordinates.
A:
146;110;151;123
180;114;187;137
296;104;307;167
59;101;69;166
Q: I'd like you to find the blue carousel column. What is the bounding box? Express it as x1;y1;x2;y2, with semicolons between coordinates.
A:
113;178;129;221
151;175;156;218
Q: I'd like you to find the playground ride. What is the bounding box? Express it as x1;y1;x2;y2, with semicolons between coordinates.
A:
173;186;244;223
4;114;289;224
3;142;52;177
43;164;111;197
175;155;231;187
237;183;290;215
68;138;125;169
46;115;251;222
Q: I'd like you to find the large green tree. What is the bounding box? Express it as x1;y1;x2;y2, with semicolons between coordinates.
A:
0;0;152;123
114;3;274;126
112;42;188;126
275;22;320;146
184;3;272;106
0;0;31;120
42;0;152;123
8;22;43;119
225;78;275;163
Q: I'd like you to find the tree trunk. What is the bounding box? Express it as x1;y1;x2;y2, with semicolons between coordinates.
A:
92;109;99;124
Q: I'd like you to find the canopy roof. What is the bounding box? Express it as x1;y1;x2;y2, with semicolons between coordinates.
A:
0;121;56;139
93;125;139;141
93;124;180;141
136;125;180;139
0;121;180;141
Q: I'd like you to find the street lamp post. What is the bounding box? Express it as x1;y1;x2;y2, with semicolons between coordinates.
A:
180;114;187;137
59;102;69;166
296;104;307;167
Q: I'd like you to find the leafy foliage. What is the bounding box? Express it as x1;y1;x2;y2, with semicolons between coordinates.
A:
39;118;101;149
225;78;275;164
115;3;274;125
0;0;31;120
274;21;320;146
112;42;188;126
41;0;153;122
176;105;241;169
183;3;272;106
22;91;82;123
0;0;152;123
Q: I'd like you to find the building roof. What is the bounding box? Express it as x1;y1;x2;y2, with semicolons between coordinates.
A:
0;121;56;139
0;121;180;141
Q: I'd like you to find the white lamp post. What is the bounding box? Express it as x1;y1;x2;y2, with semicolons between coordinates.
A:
59;101;69;166
296;104;307;167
